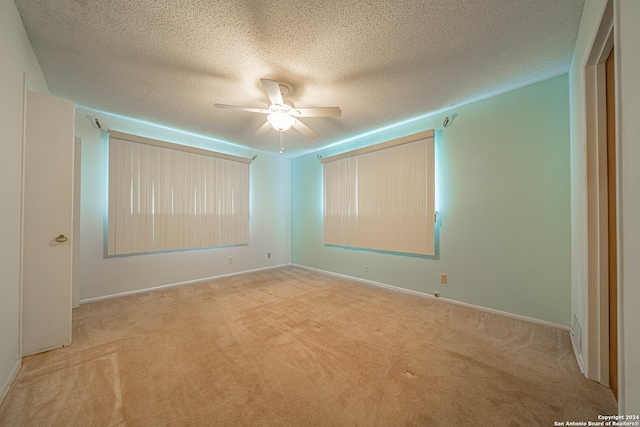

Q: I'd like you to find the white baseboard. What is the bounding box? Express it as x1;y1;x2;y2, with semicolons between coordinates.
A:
80;263;569;332
0;359;21;405
79;264;290;304
295;264;570;331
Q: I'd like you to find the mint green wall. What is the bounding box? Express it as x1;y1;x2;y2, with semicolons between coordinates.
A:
75;107;291;301
291;75;571;326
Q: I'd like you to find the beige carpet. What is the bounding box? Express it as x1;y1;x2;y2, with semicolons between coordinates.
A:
0;266;617;426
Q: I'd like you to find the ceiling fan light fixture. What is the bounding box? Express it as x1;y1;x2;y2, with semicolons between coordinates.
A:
215;78;338;144
267;112;296;131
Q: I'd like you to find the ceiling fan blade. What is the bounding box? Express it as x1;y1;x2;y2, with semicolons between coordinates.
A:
254;120;272;135
214;103;269;114
260;78;285;106
292;107;342;117
292;119;319;139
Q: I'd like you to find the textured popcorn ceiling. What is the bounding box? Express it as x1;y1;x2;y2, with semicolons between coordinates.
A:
15;0;584;156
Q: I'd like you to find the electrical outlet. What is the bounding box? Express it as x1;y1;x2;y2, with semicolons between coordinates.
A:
228;256;233;264
267;252;271;259
440;273;448;284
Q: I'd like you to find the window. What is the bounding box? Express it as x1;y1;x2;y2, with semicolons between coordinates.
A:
322;130;435;256
107;131;251;255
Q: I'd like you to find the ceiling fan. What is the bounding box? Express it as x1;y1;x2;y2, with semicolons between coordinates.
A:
214;78;341;152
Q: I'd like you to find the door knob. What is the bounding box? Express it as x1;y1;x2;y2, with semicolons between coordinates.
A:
55;234;68;243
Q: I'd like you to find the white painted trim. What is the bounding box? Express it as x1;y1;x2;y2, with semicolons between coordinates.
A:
72;137;82;309
583;0;615;388
435;296;570;331
80;262;569;332
0;359;21;405
18;73;29;370
79;264;290;304
295;265;570;331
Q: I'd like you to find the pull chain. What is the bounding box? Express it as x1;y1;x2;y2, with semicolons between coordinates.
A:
279;131;284;154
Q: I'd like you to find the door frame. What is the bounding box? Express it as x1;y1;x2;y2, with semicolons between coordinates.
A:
584;0;619;392
18;74;29;361
73;137;82;308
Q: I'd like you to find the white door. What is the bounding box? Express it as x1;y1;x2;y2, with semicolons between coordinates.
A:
22;90;75;356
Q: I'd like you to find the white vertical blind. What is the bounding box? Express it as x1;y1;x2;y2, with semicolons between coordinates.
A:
323;130;435;256
108;132;250;255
